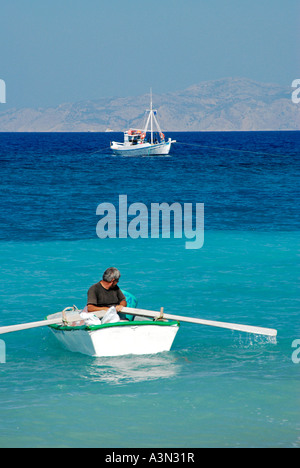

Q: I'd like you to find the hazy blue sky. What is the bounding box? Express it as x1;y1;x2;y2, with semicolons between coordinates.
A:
1;0;299;108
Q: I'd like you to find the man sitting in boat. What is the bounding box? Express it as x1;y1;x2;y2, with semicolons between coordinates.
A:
87;267;127;319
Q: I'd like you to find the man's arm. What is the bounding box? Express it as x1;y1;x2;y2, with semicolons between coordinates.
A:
87;300;127;313
87;304;109;313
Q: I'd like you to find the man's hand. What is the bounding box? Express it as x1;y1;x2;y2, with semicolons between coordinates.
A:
116;300;127;312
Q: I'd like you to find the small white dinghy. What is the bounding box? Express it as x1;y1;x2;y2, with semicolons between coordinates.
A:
47;307;180;357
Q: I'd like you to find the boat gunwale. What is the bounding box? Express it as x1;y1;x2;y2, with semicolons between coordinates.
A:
47;319;180;332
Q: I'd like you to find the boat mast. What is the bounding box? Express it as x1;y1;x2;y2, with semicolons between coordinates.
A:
143;89;162;144
150;88;153;144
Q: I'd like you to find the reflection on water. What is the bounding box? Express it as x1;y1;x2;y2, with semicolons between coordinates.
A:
82;352;181;384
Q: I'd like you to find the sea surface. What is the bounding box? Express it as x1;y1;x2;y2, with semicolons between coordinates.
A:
0;131;299;448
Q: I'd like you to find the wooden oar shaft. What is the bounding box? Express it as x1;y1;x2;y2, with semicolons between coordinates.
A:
123;307;277;337
0;318;63;335
0;312;84;335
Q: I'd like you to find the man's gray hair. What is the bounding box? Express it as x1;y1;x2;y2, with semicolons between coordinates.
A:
103;267;121;282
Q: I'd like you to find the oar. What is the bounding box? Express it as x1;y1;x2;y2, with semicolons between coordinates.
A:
0;318;65;335
122;307;278;337
0;309;82;335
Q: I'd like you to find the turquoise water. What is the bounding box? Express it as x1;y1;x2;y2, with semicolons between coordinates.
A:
0;132;299;447
0;232;299;448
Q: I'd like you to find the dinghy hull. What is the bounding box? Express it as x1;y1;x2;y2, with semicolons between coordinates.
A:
48;320;180;357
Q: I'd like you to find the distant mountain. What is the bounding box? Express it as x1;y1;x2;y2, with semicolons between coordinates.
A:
0;78;299;131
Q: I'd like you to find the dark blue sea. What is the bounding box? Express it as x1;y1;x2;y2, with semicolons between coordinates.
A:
0;131;299;448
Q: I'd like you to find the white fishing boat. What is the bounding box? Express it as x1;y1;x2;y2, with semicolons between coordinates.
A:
110;91;176;156
47;308;180;357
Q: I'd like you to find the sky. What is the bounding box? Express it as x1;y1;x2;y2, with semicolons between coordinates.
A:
0;0;299;108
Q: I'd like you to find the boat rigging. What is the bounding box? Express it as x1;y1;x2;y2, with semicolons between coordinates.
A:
110;90;176;156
